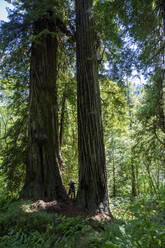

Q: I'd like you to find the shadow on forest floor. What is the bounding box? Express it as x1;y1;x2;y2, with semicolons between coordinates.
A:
0;197;165;247
23;199;112;222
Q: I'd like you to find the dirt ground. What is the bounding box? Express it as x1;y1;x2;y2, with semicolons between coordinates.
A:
29;199;113;221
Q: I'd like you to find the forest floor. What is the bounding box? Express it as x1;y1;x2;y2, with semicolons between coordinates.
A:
28;199;112;221
0;196;165;247
29;199;86;217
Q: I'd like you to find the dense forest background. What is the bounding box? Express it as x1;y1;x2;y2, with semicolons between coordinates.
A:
0;0;165;247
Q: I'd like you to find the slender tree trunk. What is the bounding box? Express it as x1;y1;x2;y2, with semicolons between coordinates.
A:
136;162;139;195
21;13;67;201
58;92;66;171
126;81;136;197
157;163;160;191
161;0;165;132
112;158;116;197
59;92;66;149
144;162;158;196
75;0;112;218
112;137;116;197
1;116;8;147
131;157;136;197
143;171;146;194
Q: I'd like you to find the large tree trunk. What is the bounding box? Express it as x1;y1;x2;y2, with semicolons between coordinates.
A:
75;0;112;218
21;12;67;201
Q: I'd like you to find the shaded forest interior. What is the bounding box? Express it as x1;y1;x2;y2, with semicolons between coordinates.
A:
0;0;165;247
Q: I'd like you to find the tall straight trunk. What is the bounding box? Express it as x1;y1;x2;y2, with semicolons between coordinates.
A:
112;157;116;197
59;92;66;149
131;157;136;197
126;80;136;198
144;162;158;196
75;0;112;217
21;12;67;201
161;0;165;132
112;137;116;197
58;92;66;172
136;162;139;195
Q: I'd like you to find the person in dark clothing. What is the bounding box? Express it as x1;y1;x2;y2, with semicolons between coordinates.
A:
68;181;76;199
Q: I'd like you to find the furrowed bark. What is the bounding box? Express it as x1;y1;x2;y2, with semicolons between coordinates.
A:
76;0;112;218
21;13;67;201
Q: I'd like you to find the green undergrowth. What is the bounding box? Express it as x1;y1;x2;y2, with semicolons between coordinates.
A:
0;194;165;248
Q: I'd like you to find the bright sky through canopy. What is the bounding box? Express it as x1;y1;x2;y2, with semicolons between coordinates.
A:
0;0;13;21
0;0;146;87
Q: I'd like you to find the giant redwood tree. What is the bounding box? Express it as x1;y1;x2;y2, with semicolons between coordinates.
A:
21;5;67;200
75;0;112;217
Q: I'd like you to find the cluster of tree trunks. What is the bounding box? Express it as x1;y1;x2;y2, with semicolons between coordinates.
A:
21;0;112;217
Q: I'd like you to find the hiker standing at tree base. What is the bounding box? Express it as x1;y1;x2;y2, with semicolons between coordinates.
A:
68;181;76;199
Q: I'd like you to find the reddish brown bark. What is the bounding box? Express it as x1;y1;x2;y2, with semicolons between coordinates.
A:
21;13;67;201
76;0;112;218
